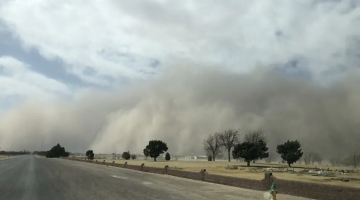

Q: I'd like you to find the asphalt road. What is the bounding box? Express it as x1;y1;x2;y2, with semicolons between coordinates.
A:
0;155;313;200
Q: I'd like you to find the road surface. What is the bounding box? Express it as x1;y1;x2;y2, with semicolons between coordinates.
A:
0;155;312;200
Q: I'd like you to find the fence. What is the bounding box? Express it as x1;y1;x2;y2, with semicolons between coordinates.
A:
63;158;359;200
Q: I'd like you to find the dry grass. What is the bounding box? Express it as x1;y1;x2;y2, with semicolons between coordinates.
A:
97;158;360;188
0;155;9;159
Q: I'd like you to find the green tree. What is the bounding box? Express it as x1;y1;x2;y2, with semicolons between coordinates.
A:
86;150;94;160
232;139;269;167
144;140;168;161
63;151;70;157
165;152;171;161
122;151;131;160
46;150;56;158
46;143;70;158
276;140;303;167
131;154;137;160
244;130;266;163
143;148;150;159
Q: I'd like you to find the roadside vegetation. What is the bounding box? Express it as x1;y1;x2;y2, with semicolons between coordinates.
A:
86;150;95;160
32;143;70;158
0;150;31;156
35;129;359;188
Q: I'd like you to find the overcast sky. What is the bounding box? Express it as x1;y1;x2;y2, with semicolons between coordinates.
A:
1;0;360;156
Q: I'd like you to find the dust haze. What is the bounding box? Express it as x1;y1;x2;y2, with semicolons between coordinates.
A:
1;64;359;159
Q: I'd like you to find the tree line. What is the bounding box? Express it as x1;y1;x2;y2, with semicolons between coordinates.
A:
83;132;303;167
37;141;352;168
84;140;172;162
204;129;303;167
0;150;31;156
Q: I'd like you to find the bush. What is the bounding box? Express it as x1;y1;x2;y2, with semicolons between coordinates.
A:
165;152;171;161
122;151;131;160
131;154;137;160
208;155;212;161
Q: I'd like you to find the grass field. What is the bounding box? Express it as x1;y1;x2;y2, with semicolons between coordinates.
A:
93;157;360;188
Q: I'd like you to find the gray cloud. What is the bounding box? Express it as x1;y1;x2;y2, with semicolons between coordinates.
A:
1;65;359;160
2;0;360;84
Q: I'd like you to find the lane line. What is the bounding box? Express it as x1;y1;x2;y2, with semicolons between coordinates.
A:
111;175;128;179
142;181;153;185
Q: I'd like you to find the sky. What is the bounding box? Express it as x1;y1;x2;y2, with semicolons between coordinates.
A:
0;0;360;158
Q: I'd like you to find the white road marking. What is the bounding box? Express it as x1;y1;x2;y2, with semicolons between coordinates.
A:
111;175;128;179
142;181;153;185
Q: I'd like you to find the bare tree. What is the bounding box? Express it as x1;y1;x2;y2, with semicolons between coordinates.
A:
303;152;314;165
311;155;316;165
243;130;266;163
174;155;179;161
203;133;222;161
219;129;239;162
330;157;340;166
312;152;323;165
244;130;266;143
216;150;225;159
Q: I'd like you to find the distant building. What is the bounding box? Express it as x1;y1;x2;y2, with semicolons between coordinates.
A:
184;155;207;160
184;156;197;160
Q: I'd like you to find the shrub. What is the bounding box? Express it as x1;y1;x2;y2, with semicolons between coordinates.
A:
165;152;171;161
131;154;137;160
122;151;131;160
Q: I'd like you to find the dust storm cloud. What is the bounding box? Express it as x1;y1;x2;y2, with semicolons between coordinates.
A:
0;66;359;159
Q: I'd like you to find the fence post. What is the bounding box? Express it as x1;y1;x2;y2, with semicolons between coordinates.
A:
200;169;207;181
164;165;169;174
141;163;144;171
264;172;273;190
